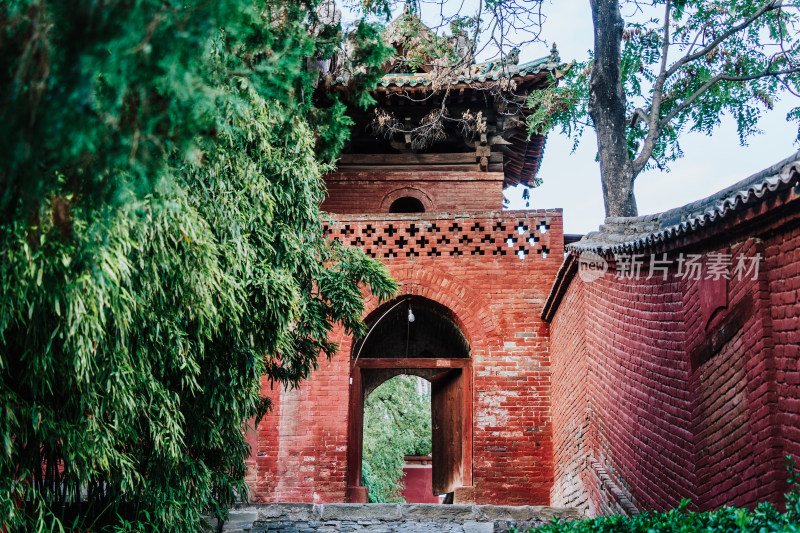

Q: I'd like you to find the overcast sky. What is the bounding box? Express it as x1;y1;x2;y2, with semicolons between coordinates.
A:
341;0;800;235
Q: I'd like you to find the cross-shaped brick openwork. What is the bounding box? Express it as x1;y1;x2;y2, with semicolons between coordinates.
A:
323;216;554;262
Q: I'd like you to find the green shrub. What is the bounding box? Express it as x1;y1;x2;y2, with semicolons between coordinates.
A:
530;457;800;533
0;1;395;531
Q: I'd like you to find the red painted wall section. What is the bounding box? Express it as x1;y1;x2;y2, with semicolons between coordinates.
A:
582;267;692;514
250;210;563;505
549;209;800;516
251;349;351;503
401;457;441;503
321;172;504;214
687;239;784;509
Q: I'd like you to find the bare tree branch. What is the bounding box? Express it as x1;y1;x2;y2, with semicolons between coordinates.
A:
664;0;785;80
631;0;672;174
657;66;800;132
629;107;650;128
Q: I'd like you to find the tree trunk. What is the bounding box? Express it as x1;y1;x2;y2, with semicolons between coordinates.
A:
588;0;639;218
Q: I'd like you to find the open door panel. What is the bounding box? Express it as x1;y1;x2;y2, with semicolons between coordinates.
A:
431;369;463;496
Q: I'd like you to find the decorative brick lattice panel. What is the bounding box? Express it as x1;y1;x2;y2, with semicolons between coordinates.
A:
324;216;555;260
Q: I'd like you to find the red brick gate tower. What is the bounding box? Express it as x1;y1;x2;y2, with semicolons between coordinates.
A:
249;19;564;506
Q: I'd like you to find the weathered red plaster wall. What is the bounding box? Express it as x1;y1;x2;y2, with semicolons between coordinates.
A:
687;239;784;510
549;209;800;516
252;351;351;502
322;172;504;214
401;458;440;504
251;209;563;505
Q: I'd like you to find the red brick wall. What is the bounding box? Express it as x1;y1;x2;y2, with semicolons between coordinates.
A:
549;210;800;516
250;210;563;505
766;222;800;494
580;266;692;514
322;172;504;214
549;278;591;512
251;353;351;502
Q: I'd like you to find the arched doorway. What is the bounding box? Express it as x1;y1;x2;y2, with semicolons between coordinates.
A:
346;296;473;503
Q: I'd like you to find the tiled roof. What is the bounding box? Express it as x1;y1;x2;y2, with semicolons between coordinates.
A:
332;51;563;89
373;54;562;88
569;151;800;255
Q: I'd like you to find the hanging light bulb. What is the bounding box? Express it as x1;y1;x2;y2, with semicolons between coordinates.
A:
408;306;415;323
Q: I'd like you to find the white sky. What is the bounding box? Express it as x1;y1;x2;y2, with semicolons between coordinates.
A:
341;0;800;235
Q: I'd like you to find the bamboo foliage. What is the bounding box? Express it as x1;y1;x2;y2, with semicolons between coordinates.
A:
0;1;396;531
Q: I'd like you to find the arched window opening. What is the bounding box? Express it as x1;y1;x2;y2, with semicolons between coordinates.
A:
389;196;425;213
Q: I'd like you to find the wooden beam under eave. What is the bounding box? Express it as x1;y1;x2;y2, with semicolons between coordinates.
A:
354;358;471;369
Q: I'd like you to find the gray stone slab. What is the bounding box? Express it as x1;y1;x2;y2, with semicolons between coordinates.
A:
472;505;532;521
318;503;401;521
227;510;261;523
214;502;582;533
255;503;316;521
463;520;494;533
400;503;477;521
529;505;584;522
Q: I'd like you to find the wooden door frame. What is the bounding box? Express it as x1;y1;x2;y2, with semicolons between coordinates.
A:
346;357;473;500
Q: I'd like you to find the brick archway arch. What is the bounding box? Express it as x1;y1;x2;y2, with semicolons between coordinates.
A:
345;266;499;503
358;267;499;359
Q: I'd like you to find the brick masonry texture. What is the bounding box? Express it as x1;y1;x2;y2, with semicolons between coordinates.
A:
548;205;800;515
321;172;505;214
210;503;583;533
251;209;564;505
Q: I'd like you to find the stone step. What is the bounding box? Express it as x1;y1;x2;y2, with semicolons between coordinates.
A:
207;503;583;533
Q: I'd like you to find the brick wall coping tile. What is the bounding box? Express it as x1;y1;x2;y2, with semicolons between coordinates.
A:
543;151;800;320
326;209;563;223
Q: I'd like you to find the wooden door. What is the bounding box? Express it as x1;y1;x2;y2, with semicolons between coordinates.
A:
431;369;463;495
